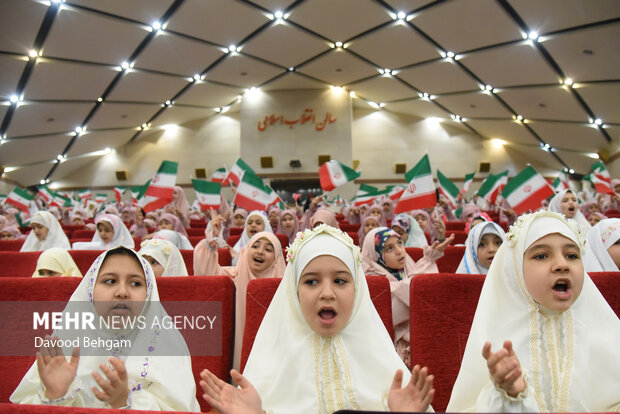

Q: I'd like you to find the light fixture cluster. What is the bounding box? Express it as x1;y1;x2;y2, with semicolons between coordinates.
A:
590;118;604;127
418;92;435;100
73;126;85;136
56;154;67;163
39;178;50;185
451;114;466;122
540;142;555;152
330;41;347;49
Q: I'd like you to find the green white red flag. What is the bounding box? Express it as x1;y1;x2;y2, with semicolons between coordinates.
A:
590;161;614;195
477;170;509;205
502;166;554;214
78;189;92;201
394;154;437;214
113;186;126;204
319;160;361;192
140;161;178;212
192;179;221;210
459;171;476;199
387;185;405;201
552;168;570;193
437;170;459;209
233;172;272;211
6;187;34;213
211;167;230;186
95;193;107;205
37;185;55;204
227;158;254;186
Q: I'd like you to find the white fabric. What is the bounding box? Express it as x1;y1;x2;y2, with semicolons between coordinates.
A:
20;211;71;252
139;238;188;276
456;222;505;274
547;189;591;235
392;213;428;248
232;210;272;254
447;211;620;411
11;248;200;411
583;218;620;272
151;229;193;250
72;214;134;250
243;224;417;413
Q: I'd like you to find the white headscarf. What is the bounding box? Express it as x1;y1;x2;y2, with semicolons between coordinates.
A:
391;213;428;248
32;248;82;278
583;218;620;272
20;211;71;252
11;248;200;411
151;229;193;250
243;224;412;413
548;189;591;235
456;221;505;274
233;210;272;253
72;214;134;250
138;238;188;276
447;211;620;411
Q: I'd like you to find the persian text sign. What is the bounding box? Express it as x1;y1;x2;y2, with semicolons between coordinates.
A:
257;108;337;132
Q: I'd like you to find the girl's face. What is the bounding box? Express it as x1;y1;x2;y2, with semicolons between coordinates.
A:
415;214;428;231
281;213;296;232
268;212;280;229
142;254;164;278
391;225;408;243
246;215;265;237
158;218;174;231
382;236;407;269
560;192;578;218
71;217;85;226
615;183;620;193
476;233;503;268
370;208;382;219
522;233;584;312
1;231;15;240
298;255;355;337
588;214;602;226
122;211;131;221
382;202;391;212
32;223;49;241
587;204;599;214
359;205;368;215
97;221;115;244
363;218;379;234
606;239;620;270
38;269;61;277
233;214;246;227
92;254;147;321
248;238;275;274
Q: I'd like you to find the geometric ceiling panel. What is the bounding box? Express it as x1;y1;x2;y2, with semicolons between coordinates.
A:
52;155;103;184
204;54;284;89
68;0;174;24
134;33;226;77
0;134;71;166
290;0;389;42
0;0;47;54
433;92;513;119
149;106;215;128
383;0;436;12
24;59;117;101
350;76;419;103
459;43;560;87
0;55;26;99
66;129;135;158
167;0;269;46
501;143;563;174
3;161;56;187
551;149;599;175
347;23;441;69
396;60;480;94
261;72;327;91
383;98;450;120
497;86;589;122
86;103;161;130
250;0;297;11
299;50;379;86
6;102;93;138
175;81;242;107
542;24;620;82
528;121;609;152
411;0;522;52
509;0;620;33
106;71;190;103
465;119;538;146
43;6;147;64
576;83;620;124
241;23;329;68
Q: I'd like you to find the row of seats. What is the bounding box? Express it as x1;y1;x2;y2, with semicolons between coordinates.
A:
0;246;467;278
0;273;618;412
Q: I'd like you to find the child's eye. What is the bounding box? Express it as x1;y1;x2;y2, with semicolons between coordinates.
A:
304;279;317;286
479;242;486;248
566;252;580;260
103;278;116;285
131;281;143;287
335;278;348;285
533;253;547;260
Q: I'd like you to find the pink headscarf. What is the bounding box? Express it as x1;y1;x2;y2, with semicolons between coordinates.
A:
170;186;191;227
0;215;9;230
158;213;188;237
358;215;381;246
309;207;339;228
1;225;25;239
464;212;493;234
460;203;481;221
381;198;395;221
276;209;300;244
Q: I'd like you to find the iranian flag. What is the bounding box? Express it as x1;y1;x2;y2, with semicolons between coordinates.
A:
95;194;107;205
233;172;272;211
437;170;459;208
113;186;126;204
394;154;437;214
387;185;405;201
265;185;285;209
502;166;555;214
141;161;178;212
552;168;570;193
590;161;614;195
478;170;509;205
78;189;92;201
6;188;34;213
353;188;389;206
192;179;221;210
37;185;55;203
211;167;230;186
227;158;254;186
459;171;476;198
353;184;379;206
319;160;361;192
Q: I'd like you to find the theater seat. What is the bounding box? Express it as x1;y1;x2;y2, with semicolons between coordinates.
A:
0;240;25;251
185;227;205;237
72;229;95;239
229;227;243;236
589;272;620;318
405;246;465;273
339;223;360;232
445;221;465;231
239;276;394;373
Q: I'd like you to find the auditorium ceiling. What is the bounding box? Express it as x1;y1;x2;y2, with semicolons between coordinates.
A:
0;0;618;187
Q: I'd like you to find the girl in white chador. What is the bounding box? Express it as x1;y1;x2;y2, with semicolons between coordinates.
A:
11;247;200;411
547;189;591;235
456;221;505;274
583;218;620;272
447;211;620;411
199;224;436;413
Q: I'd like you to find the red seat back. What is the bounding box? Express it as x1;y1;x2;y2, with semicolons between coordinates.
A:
72;229;95;239
445;221;465;231
186;227;205;237
0;240;25;251
405;246;465;273
339;223;360;232
229;227;243;236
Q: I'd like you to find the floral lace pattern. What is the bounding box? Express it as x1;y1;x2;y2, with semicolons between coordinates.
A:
286;224;361;265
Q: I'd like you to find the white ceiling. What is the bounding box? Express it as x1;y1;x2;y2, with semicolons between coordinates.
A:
0;0;618;187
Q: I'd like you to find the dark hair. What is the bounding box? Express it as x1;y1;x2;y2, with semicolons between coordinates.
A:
100;246;142;269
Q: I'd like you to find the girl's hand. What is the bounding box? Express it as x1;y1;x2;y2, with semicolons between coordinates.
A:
200;369;263;414
432;217;446;237
482;340;526;398
91;357;130;409
36;336;80;399
388;365;434;412
430;233;454;253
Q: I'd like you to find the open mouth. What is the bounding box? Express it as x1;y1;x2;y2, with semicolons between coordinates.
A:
318;306;337;324
248;229;258;235
552;279;571;297
252;256;264;264
568;206;575;212
111;303;130;314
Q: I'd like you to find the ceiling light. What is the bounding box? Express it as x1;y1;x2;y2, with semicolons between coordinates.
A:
335;41;343;48
349;91;356;98
193;74;201;81
397;11;406;20
379;103;385;108
214;107;221;113
28;49;39;59
485;84;493;91
446;51;455;58
97;97;103;102
165;100;171;106
563;78;573;86
9;94;20;104
515;115;523;121
451;114;462;122
594;118;602;126
368;101;380;109
152;21;162;31
220;106;230;113
74;126;84;135
40;179;46;185
528;31;539;41
121;61;130;70
491;139;506;148
381;68;391;76
228;45;237;53
274;10;284;19
288;67;295;71
569;169;575;174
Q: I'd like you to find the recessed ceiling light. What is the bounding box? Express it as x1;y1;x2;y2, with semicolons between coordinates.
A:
563;78;573;86
274;10;283;19
335;41;343;48
121;61;130;70
397;11;406;20
228;45;237;53
569;169;575;174
288;67;295;71
528;31;539;41
446;51;455;58
97;97;103;102
9;94;19;104
152;21;162;30
193;74;201;81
